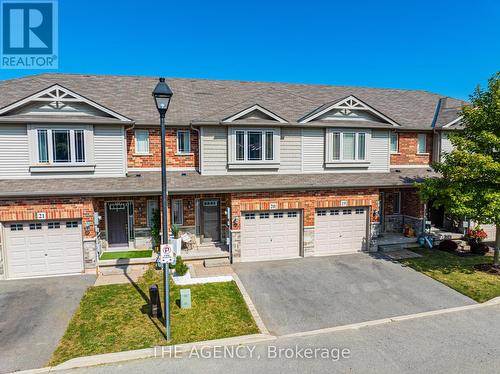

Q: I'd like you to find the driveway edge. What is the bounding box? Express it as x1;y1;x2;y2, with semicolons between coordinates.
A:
232;273;270;335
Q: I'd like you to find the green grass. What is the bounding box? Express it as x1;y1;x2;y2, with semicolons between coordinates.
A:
49;267;258;366
100;250;152;260
400;248;500;303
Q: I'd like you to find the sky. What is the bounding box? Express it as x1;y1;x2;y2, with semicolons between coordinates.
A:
0;0;499;100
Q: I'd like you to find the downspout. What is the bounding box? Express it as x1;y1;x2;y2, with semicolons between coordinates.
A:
190;125;201;174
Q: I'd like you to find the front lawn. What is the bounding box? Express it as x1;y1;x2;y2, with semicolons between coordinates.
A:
100;250;152;260
400;248;500;303
49;267;258;365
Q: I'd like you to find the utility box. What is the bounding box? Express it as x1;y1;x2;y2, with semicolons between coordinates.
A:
180;288;191;309
149;284;163;318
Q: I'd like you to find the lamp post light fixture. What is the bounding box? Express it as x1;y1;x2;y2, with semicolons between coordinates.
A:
152;77;173;341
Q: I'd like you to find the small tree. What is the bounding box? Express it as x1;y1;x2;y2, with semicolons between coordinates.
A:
150;208;161;251
419;72;500;266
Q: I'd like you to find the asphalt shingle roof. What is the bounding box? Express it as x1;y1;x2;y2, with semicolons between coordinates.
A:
0;169;436;197
0;73;465;129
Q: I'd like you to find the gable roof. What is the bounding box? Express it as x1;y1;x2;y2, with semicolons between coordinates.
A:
222;104;287;123
0;73;466;129
0;84;132;121
298;95;401;126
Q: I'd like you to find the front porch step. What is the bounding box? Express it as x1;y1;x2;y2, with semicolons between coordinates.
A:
204;258;231;268
378;243;421;252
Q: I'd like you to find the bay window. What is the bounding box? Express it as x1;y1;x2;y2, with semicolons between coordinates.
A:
230;128;279;167
328;129;369;165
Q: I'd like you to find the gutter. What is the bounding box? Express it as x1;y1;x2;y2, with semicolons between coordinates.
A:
190;125;202;173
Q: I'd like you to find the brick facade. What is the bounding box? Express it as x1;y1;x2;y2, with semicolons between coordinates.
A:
390;132;433;165
0;197;96;239
230;189;380;230
381;187;424;234
127;127;199;169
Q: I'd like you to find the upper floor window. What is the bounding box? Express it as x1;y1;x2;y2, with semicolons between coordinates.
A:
135;130;150;155
177;130;191;154
236;130;273;161
390;132;399;153
330;131;367;162
37;128;86;163
417;133;427;154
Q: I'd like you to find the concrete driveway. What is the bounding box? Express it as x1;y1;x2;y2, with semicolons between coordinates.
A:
0;275;96;374
233;253;475;335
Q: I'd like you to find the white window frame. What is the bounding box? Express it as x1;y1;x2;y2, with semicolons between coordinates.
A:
147;199;159;228
27;124;95;172
176;130;191;154
417;133;428;154
325;128;370;168
228;127;280;169
390;132;399;154
135;129;150;155
172;199;183;226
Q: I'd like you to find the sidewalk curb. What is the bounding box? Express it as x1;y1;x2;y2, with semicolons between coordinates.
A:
281;298;500;339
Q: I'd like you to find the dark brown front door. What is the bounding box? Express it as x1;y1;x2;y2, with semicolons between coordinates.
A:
202;199;220;243
107;202;129;246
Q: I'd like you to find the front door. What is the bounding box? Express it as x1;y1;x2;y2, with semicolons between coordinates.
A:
107;202;129;246
202;199;220;243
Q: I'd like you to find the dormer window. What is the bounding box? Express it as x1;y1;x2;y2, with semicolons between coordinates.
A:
228;127;280;169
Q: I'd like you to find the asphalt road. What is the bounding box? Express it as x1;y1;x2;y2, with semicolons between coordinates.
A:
63;303;500;374
0;274;96;374
233;253;475;335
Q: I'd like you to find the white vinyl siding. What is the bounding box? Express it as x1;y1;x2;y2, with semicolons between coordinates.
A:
0;124;30;178
94;126;126;176
280;128;302;173
302;128;325;172
369;130;390;172
201;126;228;174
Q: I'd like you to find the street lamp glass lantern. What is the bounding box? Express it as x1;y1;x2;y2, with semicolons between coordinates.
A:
152;77;173;113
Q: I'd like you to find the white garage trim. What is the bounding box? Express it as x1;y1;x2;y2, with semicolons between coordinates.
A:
314;206;370;256
3;220;84;279
240;210;302;262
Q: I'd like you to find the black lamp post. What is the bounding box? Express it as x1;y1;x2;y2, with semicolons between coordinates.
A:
152;77;173;341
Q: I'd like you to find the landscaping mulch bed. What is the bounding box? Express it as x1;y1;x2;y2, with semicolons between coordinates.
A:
474;264;500;276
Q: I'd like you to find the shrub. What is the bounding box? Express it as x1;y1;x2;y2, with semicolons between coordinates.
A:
470;243;490;255
174;256;189;276
150;208;161;251
171;224;181;239
438;240;458;252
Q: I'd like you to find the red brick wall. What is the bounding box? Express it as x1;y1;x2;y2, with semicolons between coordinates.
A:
0;198;96;239
127;128;199;169
390;132;433;165
230;189;380;230
94;196;156;231
381;188;424;218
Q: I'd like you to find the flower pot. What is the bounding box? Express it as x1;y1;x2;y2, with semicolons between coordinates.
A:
171;237;182;256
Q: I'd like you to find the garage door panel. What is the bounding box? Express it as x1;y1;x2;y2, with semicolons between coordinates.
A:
241;211;300;262
5;220;84;279
314;207;368;255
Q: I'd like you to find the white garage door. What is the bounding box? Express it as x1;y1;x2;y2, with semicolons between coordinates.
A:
314;207;368;255
240;211;300;262
5;220;84;279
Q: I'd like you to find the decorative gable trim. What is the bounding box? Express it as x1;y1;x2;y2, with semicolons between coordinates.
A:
298;95;401;126
0;84;133;121
222;104;287;123
442;116;463;128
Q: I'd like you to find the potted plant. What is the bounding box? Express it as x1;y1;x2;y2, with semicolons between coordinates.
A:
170;256;190;282
171;224;182;256
466;226;489;255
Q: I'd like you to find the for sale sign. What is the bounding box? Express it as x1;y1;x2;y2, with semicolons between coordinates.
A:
160;244;175;264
